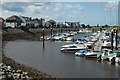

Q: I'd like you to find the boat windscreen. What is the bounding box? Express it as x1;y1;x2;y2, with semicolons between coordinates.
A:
69;46;77;48
116;52;120;57
109;51;113;54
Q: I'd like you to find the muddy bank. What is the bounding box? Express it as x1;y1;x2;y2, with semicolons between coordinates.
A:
3;28;79;41
2;53;57;79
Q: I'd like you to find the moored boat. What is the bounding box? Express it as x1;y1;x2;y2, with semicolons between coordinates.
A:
85;50;100;58
61;45;86;53
75;50;87;56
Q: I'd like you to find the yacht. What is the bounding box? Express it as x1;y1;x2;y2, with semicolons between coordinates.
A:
61;45;87;53
101;49;115;61
85;50;100;58
114;51;120;63
75;50;87;56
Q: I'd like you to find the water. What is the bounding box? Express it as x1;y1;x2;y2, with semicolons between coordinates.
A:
4;34;119;78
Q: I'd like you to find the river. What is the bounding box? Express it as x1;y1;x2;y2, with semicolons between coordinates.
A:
4;33;119;78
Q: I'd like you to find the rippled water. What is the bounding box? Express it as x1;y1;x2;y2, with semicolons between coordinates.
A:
4;34;119;78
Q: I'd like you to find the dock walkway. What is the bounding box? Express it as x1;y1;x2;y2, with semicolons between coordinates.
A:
94;32;103;51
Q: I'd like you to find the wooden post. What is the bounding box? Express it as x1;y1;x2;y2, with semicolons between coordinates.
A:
51;28;52;42
92;28;94;33
111;30;113;50
116;28;118;50
43;28;45;48
61;25;62;34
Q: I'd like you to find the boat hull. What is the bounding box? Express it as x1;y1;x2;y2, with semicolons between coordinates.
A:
61;48;86;53
86;54;97;58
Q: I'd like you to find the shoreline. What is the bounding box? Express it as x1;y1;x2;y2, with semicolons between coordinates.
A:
2;41;58;79
3;28;80;41
1;28;92;79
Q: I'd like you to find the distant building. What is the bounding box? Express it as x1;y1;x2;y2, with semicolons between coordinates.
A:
19;16;34;28
5;15;23;28
45;21;52;28
65;22;80;28
48;20;56;27
56;22;63;28
0;17;4;28
34;18;45;28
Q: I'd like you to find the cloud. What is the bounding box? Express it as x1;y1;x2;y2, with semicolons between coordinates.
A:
64;4;72;9
53;3;62;11
0;3;2;17
104;1;118;11
73;11;80;14
1;2;84;23
1;0;120;2
2;2;52;18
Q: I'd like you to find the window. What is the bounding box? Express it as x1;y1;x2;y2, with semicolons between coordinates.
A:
109;51;113;54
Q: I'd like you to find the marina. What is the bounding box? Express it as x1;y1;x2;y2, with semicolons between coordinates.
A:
1;1;120;79
3;29;120;78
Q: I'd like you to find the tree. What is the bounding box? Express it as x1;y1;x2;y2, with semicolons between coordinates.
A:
87;24;90;28
81;24;86;28
105;24;109;27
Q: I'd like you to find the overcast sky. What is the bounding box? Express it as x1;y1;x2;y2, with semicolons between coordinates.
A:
0;0;119;26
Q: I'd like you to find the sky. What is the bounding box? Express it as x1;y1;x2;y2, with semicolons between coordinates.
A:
0;1;119;26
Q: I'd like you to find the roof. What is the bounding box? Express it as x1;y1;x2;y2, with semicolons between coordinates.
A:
0;17;4;22
45;21;51;24
49;20;56;24
6;15;23;22
35;18;42;24
0;17;4;20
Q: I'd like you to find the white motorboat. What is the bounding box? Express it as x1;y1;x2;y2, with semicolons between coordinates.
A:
61;45;87;53
102;41;111;49
91;38;98;42
101;49;115;61
75;50;87;56
53;36;60;41
84;43;92;50
85;51;99;58
78;30;85;34
66;37;72;41
102;40;116;49
61;42;84;48
114;51;120;63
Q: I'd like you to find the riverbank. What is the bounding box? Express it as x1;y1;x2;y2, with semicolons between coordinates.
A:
1;28;82;79
3;28;80;41
2;41;58;79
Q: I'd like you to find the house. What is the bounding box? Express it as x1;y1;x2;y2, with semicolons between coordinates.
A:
34;18;45;28
19;16;34;28
65;22;80;28
56;22;63;28
45;21;52;28
5;15;23;28
0;17;4;28
48;20;56;27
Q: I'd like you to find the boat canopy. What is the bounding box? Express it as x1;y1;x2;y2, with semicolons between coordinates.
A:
82;39;88;42
72;36;76;39
77;50;86;53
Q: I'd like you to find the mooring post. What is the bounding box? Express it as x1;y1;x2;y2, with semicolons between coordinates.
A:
92;28;94;33
51;28;53;42
43;28;45;48
61;25;62;34
111;30;113;51
116;28;118;50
